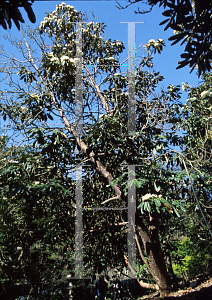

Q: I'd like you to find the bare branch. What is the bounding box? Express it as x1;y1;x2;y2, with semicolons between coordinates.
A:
84;65;111;115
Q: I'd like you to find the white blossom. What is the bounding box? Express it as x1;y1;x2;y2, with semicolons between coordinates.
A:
50;57;59;62
40;21;45;27
148;39;155;43
201;90;208;98
70;58;76;64
142;193;161;201
61;55;70;62
66;5;74;9
182;82;187;91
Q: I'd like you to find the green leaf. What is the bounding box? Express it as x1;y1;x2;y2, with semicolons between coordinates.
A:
159;18;169;26
162;9;172;17
55;135;60;144
168;32;187;41
173;207;181;217
146;202;151;212
47;113;54;120
155;198;161;207
154;182;161;192
176;59;190;69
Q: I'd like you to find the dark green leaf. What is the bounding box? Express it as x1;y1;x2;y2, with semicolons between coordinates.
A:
162;9;173;17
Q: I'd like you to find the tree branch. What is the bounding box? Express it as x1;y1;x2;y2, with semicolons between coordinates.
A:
84;65;111;115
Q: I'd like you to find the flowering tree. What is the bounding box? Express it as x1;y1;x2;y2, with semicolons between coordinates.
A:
1;2;207;297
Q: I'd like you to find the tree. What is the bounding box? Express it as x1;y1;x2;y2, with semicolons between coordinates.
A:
0;136;76;298
0;0;36;30
1;3;209;297
180;73;212;238
116;0;212;76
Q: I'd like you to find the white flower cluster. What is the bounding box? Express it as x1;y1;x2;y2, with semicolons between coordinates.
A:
47;53;76;65
39;4;76;31
155;39;164;45
51;57;59;62
190;97;197;101
61;56;75;64
87;21;94;26
148;39;155;44
56;2;66;10
47;52;59;62
61;55;70;62
142;194;162;201
66;5;74;10
201;90;208;98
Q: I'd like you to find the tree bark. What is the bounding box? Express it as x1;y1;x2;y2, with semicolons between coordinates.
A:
136;212;171;297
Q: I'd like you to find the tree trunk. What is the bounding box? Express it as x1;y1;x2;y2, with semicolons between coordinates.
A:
136;212;171;297
52;96;172;296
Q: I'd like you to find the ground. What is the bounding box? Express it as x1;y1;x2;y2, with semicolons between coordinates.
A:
139;272;212;299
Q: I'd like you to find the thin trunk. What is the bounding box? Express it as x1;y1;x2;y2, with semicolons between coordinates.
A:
136;212;171;297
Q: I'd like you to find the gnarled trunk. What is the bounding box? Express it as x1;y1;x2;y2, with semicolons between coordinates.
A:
136;212;171;297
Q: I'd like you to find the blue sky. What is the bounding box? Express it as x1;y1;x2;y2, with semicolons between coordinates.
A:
0;0;201;134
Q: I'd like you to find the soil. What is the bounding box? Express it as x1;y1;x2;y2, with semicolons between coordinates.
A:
139;271;212;300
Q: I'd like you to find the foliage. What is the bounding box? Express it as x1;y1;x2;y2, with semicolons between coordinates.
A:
0;137;75;296
158;207;212;281
116;0;212;76
181;73;212;217
172;235;212;280
0;2;212;297
0;0;35;30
